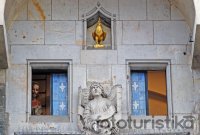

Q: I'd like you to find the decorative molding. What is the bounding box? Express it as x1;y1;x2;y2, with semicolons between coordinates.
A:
82;2;116;21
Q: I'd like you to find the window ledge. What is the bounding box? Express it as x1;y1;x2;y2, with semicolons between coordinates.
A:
29;115;70;123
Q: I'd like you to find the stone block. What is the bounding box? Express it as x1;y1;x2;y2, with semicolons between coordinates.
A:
11;45;81;64
45;21;75;44
111;65;126;86
118;45;190;65
14;1;28;20
147;0;170;20
156;45;191;65
116;21;122;46
73;65;87;89
87;65;111;82
75;21;84;46
119;0;146;20
8;21;44;44
52;0;78;20
28;0;51;20
173;100;195;114
72;65;86;114
79;0;118;19
171;65;194;113
122;21;153;44
118;45;157;64
154;21;190;44
111;65;127;113
81;50;117;64
8;113;26;123
171;5;185;20
6;65;27;113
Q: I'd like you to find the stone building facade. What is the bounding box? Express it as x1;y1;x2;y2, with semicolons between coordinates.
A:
0;0;200;135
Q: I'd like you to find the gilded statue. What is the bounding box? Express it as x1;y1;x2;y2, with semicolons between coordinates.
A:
92;18;106;48
78;82;122;135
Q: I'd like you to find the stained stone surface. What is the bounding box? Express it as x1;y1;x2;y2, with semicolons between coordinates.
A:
119;0;146;20
147;0;170;20
171;5;185;20
28;0;51;20
154;21;190;44
7;21;44;44
0;25;7;69
45;21;76;44
3;0;199;134
11;45;81;64
0;85;7;135
87;65;112;82
122;21;153;44
52;0;78;20
0;70;6;84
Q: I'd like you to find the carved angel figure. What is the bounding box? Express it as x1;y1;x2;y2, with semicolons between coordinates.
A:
78;82;122;135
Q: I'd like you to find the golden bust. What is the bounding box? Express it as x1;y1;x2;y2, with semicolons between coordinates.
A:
92;17;106;48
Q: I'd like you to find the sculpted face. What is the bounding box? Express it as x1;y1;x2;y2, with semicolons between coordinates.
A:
91;85;102;96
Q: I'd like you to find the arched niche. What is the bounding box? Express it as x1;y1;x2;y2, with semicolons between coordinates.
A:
82;2;116;50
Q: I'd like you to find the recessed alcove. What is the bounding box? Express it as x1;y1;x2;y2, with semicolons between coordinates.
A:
82;2;116;50
86;12;111;49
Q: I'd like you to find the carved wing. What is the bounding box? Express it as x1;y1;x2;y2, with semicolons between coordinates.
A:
107;84;122;112
78;87;90;132
79;87;90;107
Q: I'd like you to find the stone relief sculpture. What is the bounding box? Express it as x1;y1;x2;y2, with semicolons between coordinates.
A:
78;82;122;135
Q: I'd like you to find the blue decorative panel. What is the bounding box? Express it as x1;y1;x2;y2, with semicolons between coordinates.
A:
131;72;147;116
52;74;68;116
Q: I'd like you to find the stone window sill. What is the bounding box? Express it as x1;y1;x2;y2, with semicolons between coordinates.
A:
29;115;70;123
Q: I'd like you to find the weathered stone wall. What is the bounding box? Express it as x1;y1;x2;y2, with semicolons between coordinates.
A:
0;25;8;69
4;0;198;134
0;70;8;135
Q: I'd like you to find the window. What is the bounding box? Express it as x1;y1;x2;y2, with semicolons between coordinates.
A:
131;70;167;116
30;62;70;117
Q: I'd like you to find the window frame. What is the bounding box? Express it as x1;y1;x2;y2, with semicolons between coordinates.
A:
27;60;72;122
126;60;173;117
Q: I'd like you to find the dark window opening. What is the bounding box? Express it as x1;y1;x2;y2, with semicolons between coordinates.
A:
32;69;68;116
